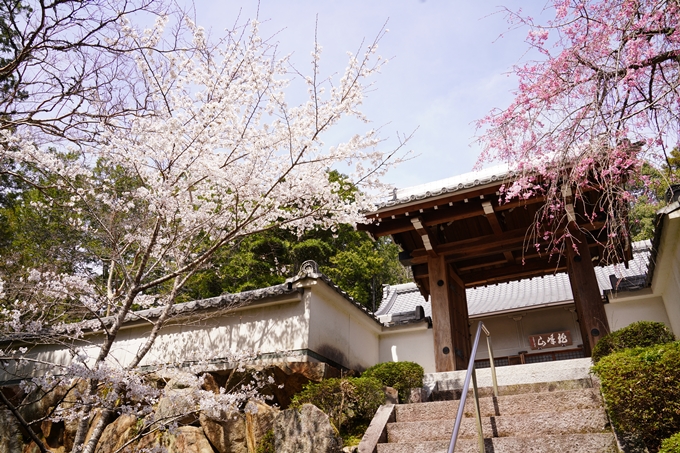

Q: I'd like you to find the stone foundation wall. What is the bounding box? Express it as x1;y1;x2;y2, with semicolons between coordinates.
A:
0;362;347;453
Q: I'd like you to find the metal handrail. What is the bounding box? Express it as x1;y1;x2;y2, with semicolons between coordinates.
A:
447;321;498;453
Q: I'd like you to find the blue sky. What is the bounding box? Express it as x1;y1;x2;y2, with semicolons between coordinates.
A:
190;1;553;191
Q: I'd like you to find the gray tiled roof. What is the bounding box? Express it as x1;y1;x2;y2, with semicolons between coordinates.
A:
376;241;651;318
2;260;380;343
377;163;513;209
2;283;304;343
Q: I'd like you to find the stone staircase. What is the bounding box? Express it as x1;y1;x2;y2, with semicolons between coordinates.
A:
360;358;620;453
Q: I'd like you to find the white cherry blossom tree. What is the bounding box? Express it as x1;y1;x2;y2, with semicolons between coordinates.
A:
0;6;404;452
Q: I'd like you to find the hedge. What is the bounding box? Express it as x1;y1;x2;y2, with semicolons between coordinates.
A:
591;321;674;364
362;361;424;403
289;376;384;434
592;342;680;452
659;432;680;453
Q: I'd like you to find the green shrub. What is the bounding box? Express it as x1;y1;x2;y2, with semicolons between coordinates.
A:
591;321;674;363
255;429;275;453
660;432;680;453
289;376;384;433
362;361;424;403
592;342;680;452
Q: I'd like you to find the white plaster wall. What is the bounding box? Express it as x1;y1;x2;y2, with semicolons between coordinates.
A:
472;305;583;359
649;212;680;337
378;325;436;373
0;344;75;381
130;299;310;367
605;295;671;332
305;280;381;371
662;223;680;337
0;295;309;382
469;315;523;359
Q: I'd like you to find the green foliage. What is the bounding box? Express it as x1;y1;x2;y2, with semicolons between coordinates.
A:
665;148;680;180
255;429;275;453
341;429;367;448
0;156;95;316
0;1;30;97
592;342;680;452
660;432;680;453
362;361;424;403
591;321;675;364
630;193;662;241
289;376;384;434
180;171;409;307
0;164;408;309
183;219;409;307
628;151;680;241
628;162;668;241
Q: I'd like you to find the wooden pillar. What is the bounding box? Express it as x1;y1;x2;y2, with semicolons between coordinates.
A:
565;225;610;356
428;255;455;371
448;269;472;370
427;255;471;371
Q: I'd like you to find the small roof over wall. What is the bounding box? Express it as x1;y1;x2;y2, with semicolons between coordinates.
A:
376;240;650;320
0;261;380;345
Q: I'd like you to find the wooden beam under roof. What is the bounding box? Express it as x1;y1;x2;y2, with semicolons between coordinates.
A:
405;227;529;265
411;241;603;289
482;201;516;264
461;259;567;288
368;184;504;219
360;202;486;237
412;263;429;279
404;221;607;266
456;258;509;272
411;217;438;257
493;195;547;211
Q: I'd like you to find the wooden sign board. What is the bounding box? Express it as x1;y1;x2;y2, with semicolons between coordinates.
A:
528;331;572;350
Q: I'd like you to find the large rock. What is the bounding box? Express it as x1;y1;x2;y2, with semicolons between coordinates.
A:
147;369;198;390
156;388;199;425
201;373;222;394
21;442;66;453
165;371;202;390
279;362;338;382
245;400;278;453
136;425;215;453
18;384;69;424
384;387;398;405
0;407;23;453
407;387;427;403
94;414;138;453
41;419;65;449
63;418;80;452
175;426;217;453
224;362;340;409
58;379;91;451
274;404;342;453
199;410;247;453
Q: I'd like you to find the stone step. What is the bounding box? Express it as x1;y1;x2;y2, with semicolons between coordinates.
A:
376;433;618;453
386;408;610;443
395;388;603;422
361;361;615;453
423;358;595;401
429;377;597;401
